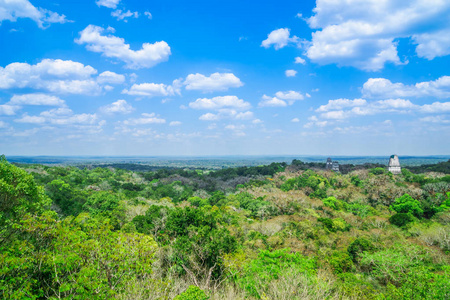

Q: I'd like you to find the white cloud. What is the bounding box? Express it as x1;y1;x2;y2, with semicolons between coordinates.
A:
259;91;304;107
420;102;450;113
50;113;98;125
0;104;21;115
123;113;165;125
97;71;125;84
75;25;171;69
189;95;251;110
0;0;70;28
275;91;305;104
235;111;254;120
0;59;106;95
184;72;243;92
258;95;287;107
285;70;297;77
362;76;450;99
419;116;450;124
305;0;450;71
8;93;65;106
291;118;300;122
261;28;299;50
413;28;450;60
320;110;348;120
252;119;262;124
169;121;181;126
198;109;254;122
294;57;306;64
14;114;46;124
15;109;100;126
310;97;450;126
96;0;120;9
122;80;181;97
316;98;366;112
111;9;138;21
40;107;72;118
0;120;8;128
199;113;218;121
144;11;152;19
100;100;134;114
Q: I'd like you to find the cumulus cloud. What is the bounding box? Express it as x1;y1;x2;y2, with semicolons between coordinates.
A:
199;113;218;121
100;99;134;114
0;104;21;115
362;76;450;99
285;70;297;77
111;9;138;21
294;57;306;64
316;98;367;112
258;95;287;107
198;109;254;121
0;0;70;28
144;11;152;19
0;59;112;95
309;97;450;127
8;93;66;106
291;118;300;122
15;109;100;126
419;116;450;124
97;71;125;84
275;91;305;104
96;0;120;9
75;25;171;69
169;121;181;126
189;95;251;110
304;0;450;71
184;72;243;92
420;101;450;113
259;91;305;107
122;79;181;97
261;28;299;50
123;113;166;125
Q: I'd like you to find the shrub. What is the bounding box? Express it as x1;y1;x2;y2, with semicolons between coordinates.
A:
389;213;413;227
323;196;346;210
174;285;209;300
369;167;386;175
348;238;374;262
329;251;353;274
390;193;423;218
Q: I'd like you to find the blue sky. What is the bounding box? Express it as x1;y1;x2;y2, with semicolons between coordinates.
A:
0;0;449;156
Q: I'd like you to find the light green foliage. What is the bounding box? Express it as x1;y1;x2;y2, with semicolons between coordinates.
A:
384;266;450;299
328;251;353;274
174;285;209;300
280;170;330;198
0;156;51;231
236;248;316;298
322;196;346;210
390;193;423;217
1;213;158;299
360;245;434;286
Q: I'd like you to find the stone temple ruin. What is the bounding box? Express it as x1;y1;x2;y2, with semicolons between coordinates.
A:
388;154;401;174
326;158;340;172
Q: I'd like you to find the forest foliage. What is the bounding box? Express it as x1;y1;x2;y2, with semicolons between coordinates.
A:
1;155;450;299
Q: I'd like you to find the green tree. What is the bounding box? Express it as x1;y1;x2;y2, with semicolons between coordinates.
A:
390;193;423;218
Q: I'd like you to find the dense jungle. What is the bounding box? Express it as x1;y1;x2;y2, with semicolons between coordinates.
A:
1;155;450;299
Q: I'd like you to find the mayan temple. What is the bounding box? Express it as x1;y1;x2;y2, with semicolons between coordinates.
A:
388;154;401;174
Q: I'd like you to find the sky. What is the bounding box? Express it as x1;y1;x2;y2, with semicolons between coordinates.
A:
0;0;449;156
